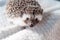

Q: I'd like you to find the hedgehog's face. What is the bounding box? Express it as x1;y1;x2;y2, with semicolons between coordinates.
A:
22;13;43;27
9;6;43;27
22;6;43;27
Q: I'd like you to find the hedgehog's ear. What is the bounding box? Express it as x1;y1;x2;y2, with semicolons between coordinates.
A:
39;9;43;15
20;11;24;17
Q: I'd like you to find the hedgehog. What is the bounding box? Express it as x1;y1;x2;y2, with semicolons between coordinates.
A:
6;0;43;27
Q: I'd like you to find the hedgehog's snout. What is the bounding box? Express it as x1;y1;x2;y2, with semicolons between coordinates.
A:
30;18;39;27
24;17;39;27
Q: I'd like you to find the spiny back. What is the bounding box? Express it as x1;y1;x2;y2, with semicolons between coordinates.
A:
6;0;41;17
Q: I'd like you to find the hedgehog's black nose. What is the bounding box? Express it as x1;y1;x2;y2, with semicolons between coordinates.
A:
30;24;34;27
30;18;39;27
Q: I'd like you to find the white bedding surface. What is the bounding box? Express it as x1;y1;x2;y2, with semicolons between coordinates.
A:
0;0;60;40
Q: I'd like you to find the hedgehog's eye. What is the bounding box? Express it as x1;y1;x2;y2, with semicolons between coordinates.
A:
33;11;34;15
35;18;38;21
26;18;29;20
39;9;43;14
33;10;35;15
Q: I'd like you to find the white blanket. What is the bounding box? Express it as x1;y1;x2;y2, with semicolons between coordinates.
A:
0;0;60;40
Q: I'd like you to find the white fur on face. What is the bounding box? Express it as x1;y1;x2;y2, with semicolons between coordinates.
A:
22;14;31;20
22;14;32;25
8;13;43;27
8;14;31;26
35;14;43;21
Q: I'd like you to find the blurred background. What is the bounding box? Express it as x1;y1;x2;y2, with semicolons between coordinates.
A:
0;0;6;7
